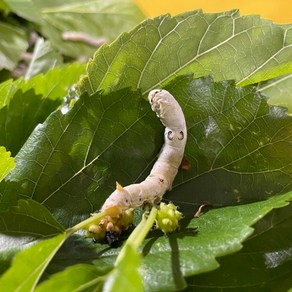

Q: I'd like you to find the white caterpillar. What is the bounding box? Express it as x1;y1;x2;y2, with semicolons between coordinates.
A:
100;89;187;217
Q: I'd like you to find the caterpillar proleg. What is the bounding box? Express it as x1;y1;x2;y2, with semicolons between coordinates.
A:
101;89;187;216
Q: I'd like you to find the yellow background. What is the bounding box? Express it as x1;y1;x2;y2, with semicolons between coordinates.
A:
134;0;292;24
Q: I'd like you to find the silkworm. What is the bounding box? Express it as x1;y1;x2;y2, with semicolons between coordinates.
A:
100;89;187;217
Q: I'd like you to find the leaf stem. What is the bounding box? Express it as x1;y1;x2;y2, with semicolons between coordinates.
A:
115;206;158;266
66;212;105;236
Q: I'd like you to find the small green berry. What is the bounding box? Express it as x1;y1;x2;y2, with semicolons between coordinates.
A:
162;218;172;226
167;209;175;217
156;202;182;233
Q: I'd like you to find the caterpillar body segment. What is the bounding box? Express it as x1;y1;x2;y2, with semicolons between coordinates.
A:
101;89;187;216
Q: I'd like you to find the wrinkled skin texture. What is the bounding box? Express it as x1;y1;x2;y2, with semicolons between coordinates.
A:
101;89;187;216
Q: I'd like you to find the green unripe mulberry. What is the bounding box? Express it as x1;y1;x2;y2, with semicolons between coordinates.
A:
156;202;182;233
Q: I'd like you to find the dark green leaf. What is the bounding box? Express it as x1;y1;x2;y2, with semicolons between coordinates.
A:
0;199;64;276
0;89;60;156
164;76;292;207
45;234;112;275
0;233;66;291
0;146;15;181
186;202;292;291
2;77;292;227
0;88;156;225
78;10;292;95
0;199;64;237
0;21;27;70
44;241;141;291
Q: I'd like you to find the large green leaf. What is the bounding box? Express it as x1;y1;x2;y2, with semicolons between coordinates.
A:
0;87;155;225
1;76;292;227
164;76;292;207
1;193;289;291
78;10;292;96
0;21;27;70
0;146;15;181
0;0;10;13
4;0;145;58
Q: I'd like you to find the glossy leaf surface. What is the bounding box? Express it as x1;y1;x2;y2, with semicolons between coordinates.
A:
2;77;292;227
78;10;292;96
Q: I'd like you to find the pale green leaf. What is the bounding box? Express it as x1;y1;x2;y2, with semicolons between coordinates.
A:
0;0;10;13
0;21;27;70
0;233;66;292
25;38;63;80
0;146;15;181
0;63;85;109
78;10;292;96
186;202;292;290
4;0;145;58
103;244;142;292
259;73;292;113
43;193;292;291
35;264;108;291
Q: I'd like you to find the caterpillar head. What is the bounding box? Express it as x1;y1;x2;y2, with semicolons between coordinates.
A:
149;89;162;103
148;89;174;119
148;89;170;105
